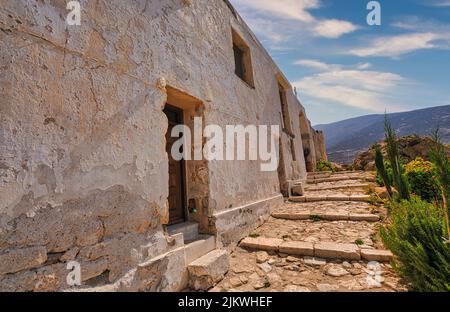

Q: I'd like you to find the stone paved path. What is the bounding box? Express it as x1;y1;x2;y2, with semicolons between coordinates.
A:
212;171;407;292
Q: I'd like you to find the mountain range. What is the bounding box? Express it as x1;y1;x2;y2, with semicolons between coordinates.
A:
314;105;450;164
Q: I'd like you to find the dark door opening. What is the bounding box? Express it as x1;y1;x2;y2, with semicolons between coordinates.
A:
164;105;186;225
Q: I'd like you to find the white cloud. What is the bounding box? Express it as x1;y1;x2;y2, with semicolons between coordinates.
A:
294;59;372;71
244;17;291;44
429;0;450;7
313;19;359;39
348;32;441;57
293;59;341;71
357;62;372;70
293;61;408;112
233;0;319;22
229;0;358;39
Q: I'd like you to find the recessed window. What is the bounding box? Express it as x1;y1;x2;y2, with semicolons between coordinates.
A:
232;29;254;88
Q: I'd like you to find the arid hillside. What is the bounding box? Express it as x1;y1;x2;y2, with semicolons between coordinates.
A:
353;135;450;171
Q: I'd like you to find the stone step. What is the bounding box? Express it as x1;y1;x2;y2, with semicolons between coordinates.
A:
289;195;372;203
272;211;380;222
305;183;370;192
308;176;375;184
168;221;199;242
334;170;364;175
307;171;364;178
308;170;332;175
188;249;230;291
240;237;393;262
307;176;360;184
307;172;332;179
185;235;216;264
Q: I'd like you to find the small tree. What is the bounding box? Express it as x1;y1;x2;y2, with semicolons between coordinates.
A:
384;115;410;200
374;145;393;199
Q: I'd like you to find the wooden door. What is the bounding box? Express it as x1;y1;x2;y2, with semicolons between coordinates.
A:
164;105;186;225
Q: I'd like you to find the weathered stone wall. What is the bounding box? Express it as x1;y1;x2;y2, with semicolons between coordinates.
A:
298;109;317;172
312;130;328;163
0;0;321;291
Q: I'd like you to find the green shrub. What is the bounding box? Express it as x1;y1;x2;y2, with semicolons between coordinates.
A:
376;160;394;187
380;197;450;291
429;130;450;242
345;164;355;171
385;116;410;200
405;157;440;202
316;160;337;172
375;145;393;199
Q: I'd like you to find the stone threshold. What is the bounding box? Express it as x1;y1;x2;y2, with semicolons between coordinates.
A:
240;237;393;262
289;195;372;203
272;211;380;222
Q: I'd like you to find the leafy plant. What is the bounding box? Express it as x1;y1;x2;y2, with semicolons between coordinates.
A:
368;194;383;206
405;157;440;202
370;233;378;243
380;197;450;291
384;116;410;200
316;160;337;172
355;239;364;246
376;159;394;187
375;145;393;199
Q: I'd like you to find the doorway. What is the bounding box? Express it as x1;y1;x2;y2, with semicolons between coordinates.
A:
164;104;186;225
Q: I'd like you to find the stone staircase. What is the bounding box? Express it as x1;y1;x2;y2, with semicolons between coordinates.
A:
306;171;376;184
212;171;402;292
167;221;230;291
240;171;392;262
289;171;376;203
240;237;392;263
167;221;218;265
73;222;228;292
168;221;202;243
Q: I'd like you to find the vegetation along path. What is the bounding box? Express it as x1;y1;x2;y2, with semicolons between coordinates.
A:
213;171;407;292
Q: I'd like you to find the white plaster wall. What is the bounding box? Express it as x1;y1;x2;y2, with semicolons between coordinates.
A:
0;0;313;290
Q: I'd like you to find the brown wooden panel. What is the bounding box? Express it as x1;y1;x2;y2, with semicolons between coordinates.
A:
164;105;186;225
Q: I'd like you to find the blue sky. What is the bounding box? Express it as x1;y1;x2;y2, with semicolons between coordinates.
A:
229;0;450;125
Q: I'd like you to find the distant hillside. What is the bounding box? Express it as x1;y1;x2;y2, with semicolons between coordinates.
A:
315;105;450;164
353;135;450;171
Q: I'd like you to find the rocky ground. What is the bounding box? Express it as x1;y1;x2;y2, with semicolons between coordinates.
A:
212;171;408;292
